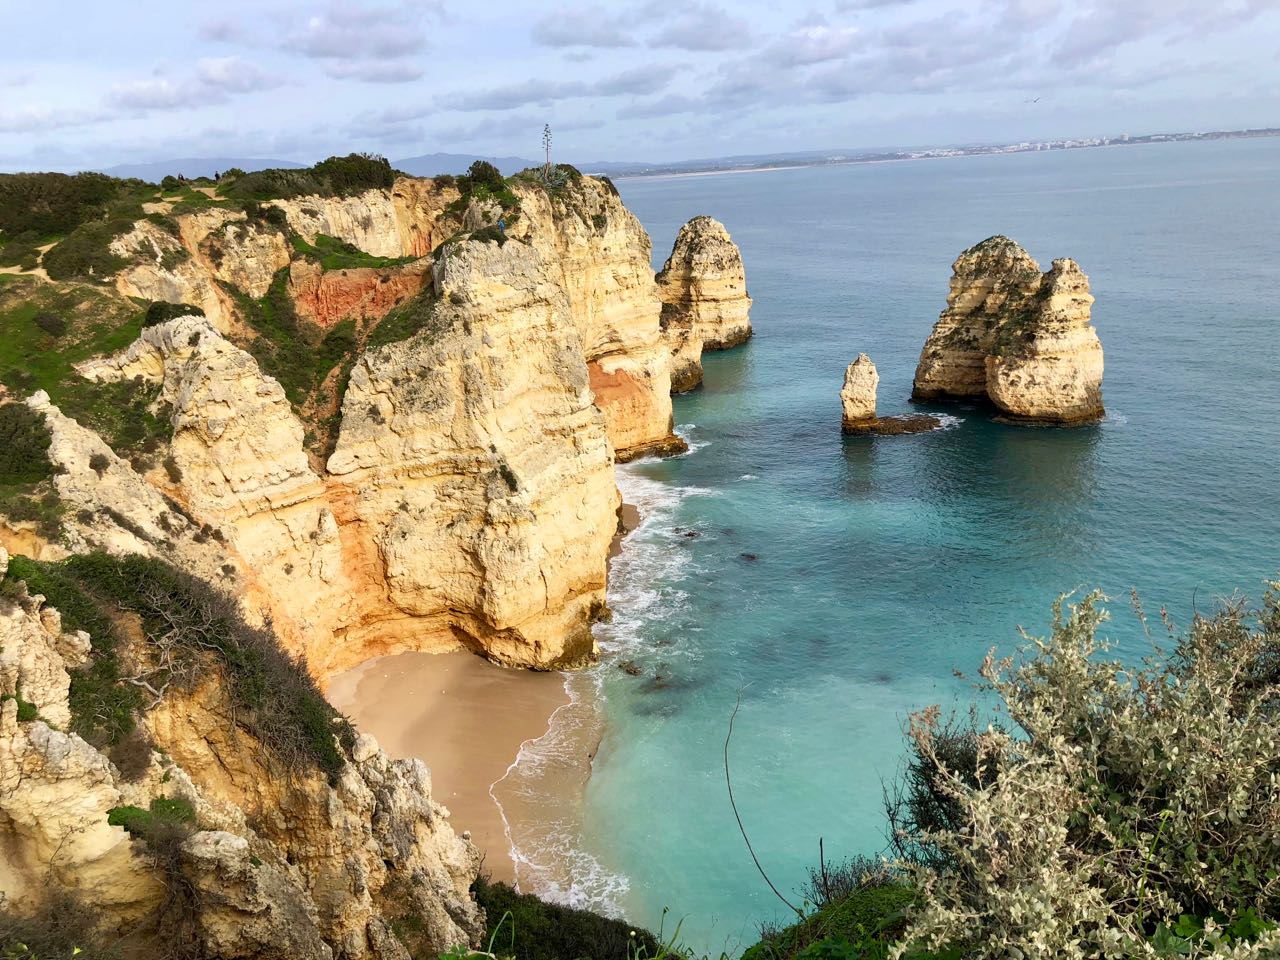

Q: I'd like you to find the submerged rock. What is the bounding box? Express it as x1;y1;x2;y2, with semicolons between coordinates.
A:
656;216;752;393
911;235;1104;424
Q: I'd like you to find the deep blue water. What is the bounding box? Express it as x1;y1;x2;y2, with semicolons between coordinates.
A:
554;140;1280;953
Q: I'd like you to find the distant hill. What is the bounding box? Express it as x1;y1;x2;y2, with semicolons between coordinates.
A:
97;157;306;181
392;153;538;177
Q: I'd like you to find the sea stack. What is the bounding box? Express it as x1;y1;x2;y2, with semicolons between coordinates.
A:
840;353;939;435
656;216;752;392
911;235;1104;424
841;353;879;426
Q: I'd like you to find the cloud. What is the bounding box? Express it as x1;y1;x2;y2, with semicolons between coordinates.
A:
531;12;637;48
764;23;864;66
647;2;753;51
286;1;431;59
197;57;280;93
447;65;672;111
108;58;280;112
0;105;109;135
324;59;424;83
616;94;705;119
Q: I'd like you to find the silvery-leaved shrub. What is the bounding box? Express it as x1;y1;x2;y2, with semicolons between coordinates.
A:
893;585;1280;959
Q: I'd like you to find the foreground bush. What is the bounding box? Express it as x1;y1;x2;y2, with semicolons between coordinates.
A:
896;588;1280;959
470;877;664;960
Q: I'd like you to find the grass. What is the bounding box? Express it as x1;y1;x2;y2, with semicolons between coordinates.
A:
364;287;447;352
2;553;355;779
290;232;416;272
0;278;173;464
107;796;196;836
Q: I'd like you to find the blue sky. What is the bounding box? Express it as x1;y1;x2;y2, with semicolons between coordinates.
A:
2;0;1278;171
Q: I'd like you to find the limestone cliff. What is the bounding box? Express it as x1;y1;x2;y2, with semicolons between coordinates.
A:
513;176;686;460
912;236;1104;424
656;216;753;392
289;258;432;328
327;239;619;669
0;548;482;958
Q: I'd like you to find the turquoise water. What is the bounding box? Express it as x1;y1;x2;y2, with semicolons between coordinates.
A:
551;140;1280;952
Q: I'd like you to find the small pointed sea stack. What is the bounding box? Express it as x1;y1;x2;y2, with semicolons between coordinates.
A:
911;235;1104;424
840;353;939;436
656;216;752;393
841;353;879;426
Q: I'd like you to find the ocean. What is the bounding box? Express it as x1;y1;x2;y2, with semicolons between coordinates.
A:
507;138;1280;953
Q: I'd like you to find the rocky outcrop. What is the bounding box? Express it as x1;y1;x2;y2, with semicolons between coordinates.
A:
513;177;685;461
289;259;432;328
0;550;483;957
196;213;292;299
841;354;879;425
327;239;619;669
840;354;938;436
912;236;1103;424
656;216;752;392
110;220;232;331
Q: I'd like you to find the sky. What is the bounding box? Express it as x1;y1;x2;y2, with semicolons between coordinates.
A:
2;0;1279;172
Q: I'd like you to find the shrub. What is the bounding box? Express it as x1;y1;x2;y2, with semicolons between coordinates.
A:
89;452;110;477
0;171;148;238
0;889;125;960
468;225;507;246
143;300;204;327
470;877;663;960
897;588;1280;959
33;312;67;338
162;456;182;484
160;175;182;192
0;403;55;485
222;153;396;201
42;218;132;281
466;160;504;190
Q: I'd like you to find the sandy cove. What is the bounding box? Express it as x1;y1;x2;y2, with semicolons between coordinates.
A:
327;502;641;886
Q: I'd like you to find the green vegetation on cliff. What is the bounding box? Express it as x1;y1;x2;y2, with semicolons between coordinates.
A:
0;400;64;540
3;553;356;779
290;231;416;272
220;153;398;201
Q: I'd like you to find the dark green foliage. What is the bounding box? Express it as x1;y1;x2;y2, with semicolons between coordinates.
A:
160;175;182;192
0;686;38;722
143;300;204;327
57;378;171;464
228;270;357;411
469;225;507;246
466;160;504;190
0;231;44;269
89;453;110;477
33;311;67;338
2;553;355;779
241;201;288;227
107;796;195;836
884;712;992;870
0;171;150;239
221;153;396;201
4;554;141;745
42;218;132;281
365;288;447;351
0;403;55;485
471;877;663;960
0;889;125;960
162;456;182;484
744;882;957;960
598;175;621;197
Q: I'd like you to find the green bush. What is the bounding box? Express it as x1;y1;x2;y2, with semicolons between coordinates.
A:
33;312;67;338
470;877;663;960
289;232;414;272
897;588;1280;958
365;289;446;351
42;218;132;281
107;796;195;837
0;403;55;485
221;153;396;201
143;300;204;327
0;171;149;239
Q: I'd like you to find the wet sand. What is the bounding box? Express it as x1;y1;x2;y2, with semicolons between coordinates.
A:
328;502;641;885
328;650;571;883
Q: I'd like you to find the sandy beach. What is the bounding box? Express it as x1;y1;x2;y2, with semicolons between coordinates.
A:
328;502;640;886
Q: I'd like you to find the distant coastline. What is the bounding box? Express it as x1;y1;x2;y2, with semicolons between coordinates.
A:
599;125;1280;181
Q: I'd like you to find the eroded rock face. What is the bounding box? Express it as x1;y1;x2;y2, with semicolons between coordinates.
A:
656;216;752;392
0;578;483;958
912;236;1104;424
110;221;232;331
841;354;879;425
289;259;432;328
513;177;684;460
328;239;620;668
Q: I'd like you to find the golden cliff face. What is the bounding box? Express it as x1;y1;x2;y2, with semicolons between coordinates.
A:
656;216;753;393
0;551;482;958
912;236;1104;424
326;239;620;670
513;177;686;460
